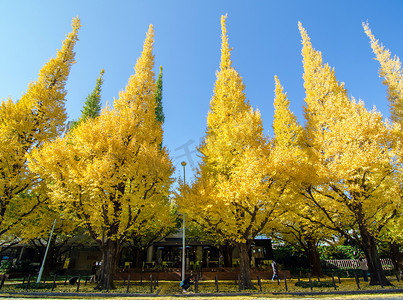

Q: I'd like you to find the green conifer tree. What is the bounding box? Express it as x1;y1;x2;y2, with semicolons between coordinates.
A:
72;69;104;129
155;65;165;123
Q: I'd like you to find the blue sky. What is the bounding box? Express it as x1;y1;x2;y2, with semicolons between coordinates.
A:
1;0;402;182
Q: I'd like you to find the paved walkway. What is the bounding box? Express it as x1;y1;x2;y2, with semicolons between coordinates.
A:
0;288;402;298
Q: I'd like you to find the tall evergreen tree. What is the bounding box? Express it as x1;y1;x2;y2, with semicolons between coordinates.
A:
72;69;104;129
155;65;164;123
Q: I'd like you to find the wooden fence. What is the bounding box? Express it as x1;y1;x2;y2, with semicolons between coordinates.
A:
324;259;394;270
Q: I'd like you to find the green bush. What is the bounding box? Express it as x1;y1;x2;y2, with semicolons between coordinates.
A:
15;282;54;289
9;260;38;274
323;268;357;278
295;280;336;288
0;260;12;273
273;245;310;270
319;245;361;260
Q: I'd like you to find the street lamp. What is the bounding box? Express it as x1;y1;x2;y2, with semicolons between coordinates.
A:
181;161;186;281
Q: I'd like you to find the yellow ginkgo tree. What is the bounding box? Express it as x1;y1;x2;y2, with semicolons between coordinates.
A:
29;25;174;290
177;15;286;290
297;22;402;286
268;76;332;276
363;22;403;273
0;17;80;239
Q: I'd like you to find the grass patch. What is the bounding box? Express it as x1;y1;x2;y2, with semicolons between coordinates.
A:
0;275;402;296
1;280;154;294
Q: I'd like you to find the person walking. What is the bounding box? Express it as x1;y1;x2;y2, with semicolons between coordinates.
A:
359;257;368;282
271;260;279;281
180;275;194;293
89;262;97;283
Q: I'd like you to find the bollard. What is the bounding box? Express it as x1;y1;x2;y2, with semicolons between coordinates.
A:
0;274;6;289
284;274;288;292
238;274;241;291
331;273;336;290
215;274;218;292
195;274;199;293
377;272;384;288
25;274;31;291
149;275;153;293
257;275;262;291
308;274;313;292
51;274;57;291
126;274;130;293
76;274;81;292
354;272;360;290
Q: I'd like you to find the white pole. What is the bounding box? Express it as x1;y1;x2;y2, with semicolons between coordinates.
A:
37;219;56;283
181;161;187;281
182;214;186;281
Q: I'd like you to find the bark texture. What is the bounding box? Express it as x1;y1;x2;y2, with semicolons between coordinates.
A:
360;226;391;286
237;242;255;290
306;239;322;277
95;239;121;290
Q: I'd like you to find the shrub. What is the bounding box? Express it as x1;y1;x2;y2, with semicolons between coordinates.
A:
295;280;336;288
319;245;361;260
15;282;54;289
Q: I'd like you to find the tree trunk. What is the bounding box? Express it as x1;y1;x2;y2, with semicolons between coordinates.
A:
389;242;403;272
95;239;121;290
360;226;391;286
237;242;255;290
132;247;145;269
219;243;234;267
306;239;322;277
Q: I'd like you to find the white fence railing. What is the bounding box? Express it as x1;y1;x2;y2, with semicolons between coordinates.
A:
324;259;394;270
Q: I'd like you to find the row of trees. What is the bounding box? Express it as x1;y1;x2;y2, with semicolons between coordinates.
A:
177;15;403;289
0;18;176;290
0;15;402;291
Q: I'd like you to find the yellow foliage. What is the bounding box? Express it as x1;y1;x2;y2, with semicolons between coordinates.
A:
178;15;284;248
0;17;80;237
363;22;403;125
298;23;402;244
29;24;174;244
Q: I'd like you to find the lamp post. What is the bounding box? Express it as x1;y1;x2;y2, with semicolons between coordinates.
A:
181;161;186;281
